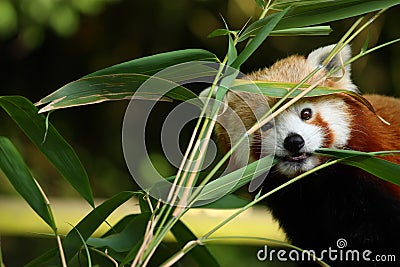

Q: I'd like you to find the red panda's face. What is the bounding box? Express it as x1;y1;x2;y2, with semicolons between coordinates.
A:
206;44;360;177
261;96;351;177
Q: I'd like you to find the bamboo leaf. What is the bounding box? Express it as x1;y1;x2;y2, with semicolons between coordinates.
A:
194;155;276;204
84;49;219;78
198;194;250;209
316;148;400;186
138;194;152;214
237;79;390;125
25;248;59;267
230;79;347;97
344;157;400;186
232;8;289;68
0;137;56;231
227;34;238;65
208;29;238;38
37;74;196;113
361;34;370;53
119;240;143;266
317;148;400;157
255;0;265;9
86;214;149;253
36;49;219;112
72;227;92;266
242;0;400;40
0;96;94;206
270;26;332;36
63;191;136;262
238;10;290;42
273;0;400;30
171;220;219;267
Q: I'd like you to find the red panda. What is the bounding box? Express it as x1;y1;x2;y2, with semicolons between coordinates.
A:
209;44;400;266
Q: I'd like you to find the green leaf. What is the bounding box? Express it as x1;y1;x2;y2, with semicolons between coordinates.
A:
316;148;400;186
344;157;400;186
0;96;94;206
25;248;59;267
208;28;238;38
71;227;92;266
86;214;149;253
227;34;238;66
171;220;219;267
230;79;347;97
194;155;276;204
255;0;265;9
0;137;56;231
238;9;295;42
0;240;4;267
101;214;137;237
63;191;136;261
36;49;219;112
119;241;143;266
273;0;400;30
241;1;399;40
198;194;250;209
232;8;289;68
316;148;400;160
361;33;370;53
138;194;152;214
85;49;219;78
270;26;332;36
36;74;197;112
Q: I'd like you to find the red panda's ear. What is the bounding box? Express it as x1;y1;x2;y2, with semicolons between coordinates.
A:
307;44;358;92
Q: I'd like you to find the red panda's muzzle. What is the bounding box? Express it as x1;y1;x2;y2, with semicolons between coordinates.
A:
282;133;312;162
283;153;311;163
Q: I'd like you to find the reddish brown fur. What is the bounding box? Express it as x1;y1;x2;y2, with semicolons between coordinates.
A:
214;90;269;159
313;112;335;147
345;94;400;161
212;46;400;266
343;94;400;197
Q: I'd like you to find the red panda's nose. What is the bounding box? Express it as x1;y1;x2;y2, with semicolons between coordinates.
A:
284;133;305;154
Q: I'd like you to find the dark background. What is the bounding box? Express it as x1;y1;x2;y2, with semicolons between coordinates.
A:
0;0;399;265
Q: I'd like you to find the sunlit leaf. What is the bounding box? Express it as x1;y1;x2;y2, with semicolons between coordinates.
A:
36;49;219;112
270;26;332;36
198;194;250;209
194;155;276;204
230;79;347;97
85;49;219;78
36;74;196;113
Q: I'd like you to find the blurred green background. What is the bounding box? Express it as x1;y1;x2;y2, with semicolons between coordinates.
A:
0;0;399;266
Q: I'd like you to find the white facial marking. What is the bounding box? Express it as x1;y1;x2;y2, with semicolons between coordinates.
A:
262;97;351;177
316;98;351;148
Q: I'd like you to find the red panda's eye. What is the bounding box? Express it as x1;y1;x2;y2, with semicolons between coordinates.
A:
300;108;312;120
